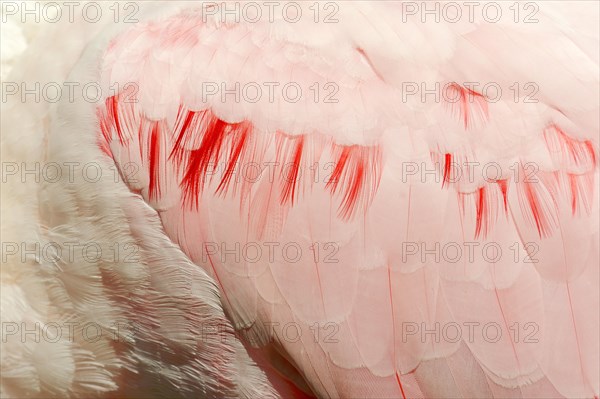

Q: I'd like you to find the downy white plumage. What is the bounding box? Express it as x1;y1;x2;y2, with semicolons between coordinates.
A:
1;1;598;398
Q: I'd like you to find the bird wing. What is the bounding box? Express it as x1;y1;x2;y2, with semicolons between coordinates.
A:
1;6;283;398
93;1;598;397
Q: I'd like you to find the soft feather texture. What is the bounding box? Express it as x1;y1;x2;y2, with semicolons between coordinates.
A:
2;1;599;398
1;4;281;398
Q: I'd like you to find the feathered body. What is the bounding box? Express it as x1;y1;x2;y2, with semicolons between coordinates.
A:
1;2;598;398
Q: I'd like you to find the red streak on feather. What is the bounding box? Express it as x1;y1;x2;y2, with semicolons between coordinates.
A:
569;173;578;215
216;120;252;196
277;133;305;205
148;120;161;200
356;47;386;82
98;96;383;219
569;173;594;215
177;109;254;207
106;95;125;144
169;108;198;168
458;182;506;239
544;124;597;171
182;115;228;209
327;144;381;220
387;263;407;399
518;169;559;238
442;153;452;188
446;83;489;129
328;146;351;192
586;141;597;168
475;186;486;239
524;180;546;237
395;372;407;399
96;108;114;158
496;179;509;213
543;125;597;216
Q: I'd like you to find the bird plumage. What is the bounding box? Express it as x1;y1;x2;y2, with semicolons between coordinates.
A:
2;1;598;398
